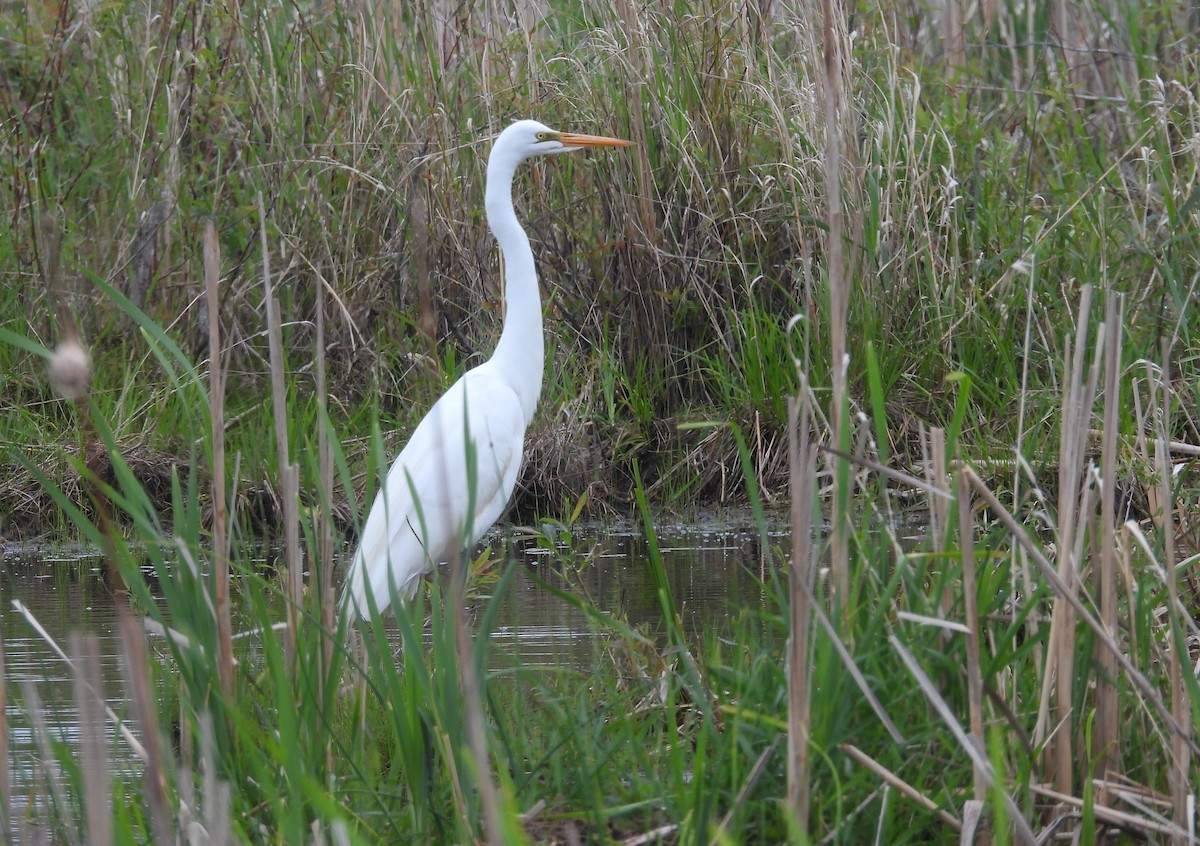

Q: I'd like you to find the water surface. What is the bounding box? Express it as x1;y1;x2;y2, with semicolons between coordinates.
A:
1;523;782;786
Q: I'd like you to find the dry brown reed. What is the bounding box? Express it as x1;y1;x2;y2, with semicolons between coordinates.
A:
820;0;850;622
956;470;985;808
314;228;337;767
70;633;110;846
925;426;953;658
118;601;173;845
452;551;510;846
1094;291;1122;789
204;220;235;703
1037;284;1095;796
838;743;962;832
1031;782;1192;841
786;387;815;833
259;193;304;670
1156;341;1191;841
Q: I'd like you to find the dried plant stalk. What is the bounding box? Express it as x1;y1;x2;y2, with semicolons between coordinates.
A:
927;427;953;655
205;220;235;702
118;604;174;845
839;743;962;831
71;633;111;846
1155;342;1191;841
942;0;967;72
786;389;815;832
1093;292;1122;784
957;470;986;804
315;256;336;766
1038;284;1094;796
821;0;850;620
928;427;950;551
259;193;303;668
1031;783;1191;840
451;552;506;846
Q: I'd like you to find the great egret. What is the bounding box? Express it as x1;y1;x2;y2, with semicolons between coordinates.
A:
343;120;632;619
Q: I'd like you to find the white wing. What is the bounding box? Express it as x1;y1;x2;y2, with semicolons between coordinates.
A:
343;363;527;617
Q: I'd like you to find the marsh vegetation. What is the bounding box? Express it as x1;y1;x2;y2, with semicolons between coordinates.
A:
1;0;1197;842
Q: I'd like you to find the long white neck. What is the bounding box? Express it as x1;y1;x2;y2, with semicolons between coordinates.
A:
485;150;544;425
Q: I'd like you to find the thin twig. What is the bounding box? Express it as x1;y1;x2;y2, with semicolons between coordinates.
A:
839;743;962;831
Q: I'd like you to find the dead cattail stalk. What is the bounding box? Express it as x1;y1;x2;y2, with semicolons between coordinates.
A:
926;426;954;655
941;0;967;74
451;559;507;845
199;712;232;846
70;633;111;846
1031;782;1192;840
820;0;850;622
956;470;986;806
1037;284;1094;797
315;257;336;771
118;603;174;845
22;680;77;846
204;220;235;703
1093;291;1122;786
927;427;950;551
839;743;962;831
786;387;815;832
1155;342;1191;842
258;193;303;669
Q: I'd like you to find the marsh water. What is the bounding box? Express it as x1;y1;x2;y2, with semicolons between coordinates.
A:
0;521;788;786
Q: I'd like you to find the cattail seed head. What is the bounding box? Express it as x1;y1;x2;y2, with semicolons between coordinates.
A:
49;339;92;401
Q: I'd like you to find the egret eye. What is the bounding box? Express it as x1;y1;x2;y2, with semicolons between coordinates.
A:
535;131;547;141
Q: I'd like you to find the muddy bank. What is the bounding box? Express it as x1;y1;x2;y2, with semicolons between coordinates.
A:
0;415;794;539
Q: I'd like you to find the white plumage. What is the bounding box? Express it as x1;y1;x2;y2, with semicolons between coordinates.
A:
342;120;631;619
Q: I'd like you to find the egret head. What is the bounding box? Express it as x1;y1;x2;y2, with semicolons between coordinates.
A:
494;119;632;163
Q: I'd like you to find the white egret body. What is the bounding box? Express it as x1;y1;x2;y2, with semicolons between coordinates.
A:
343;120;631;618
